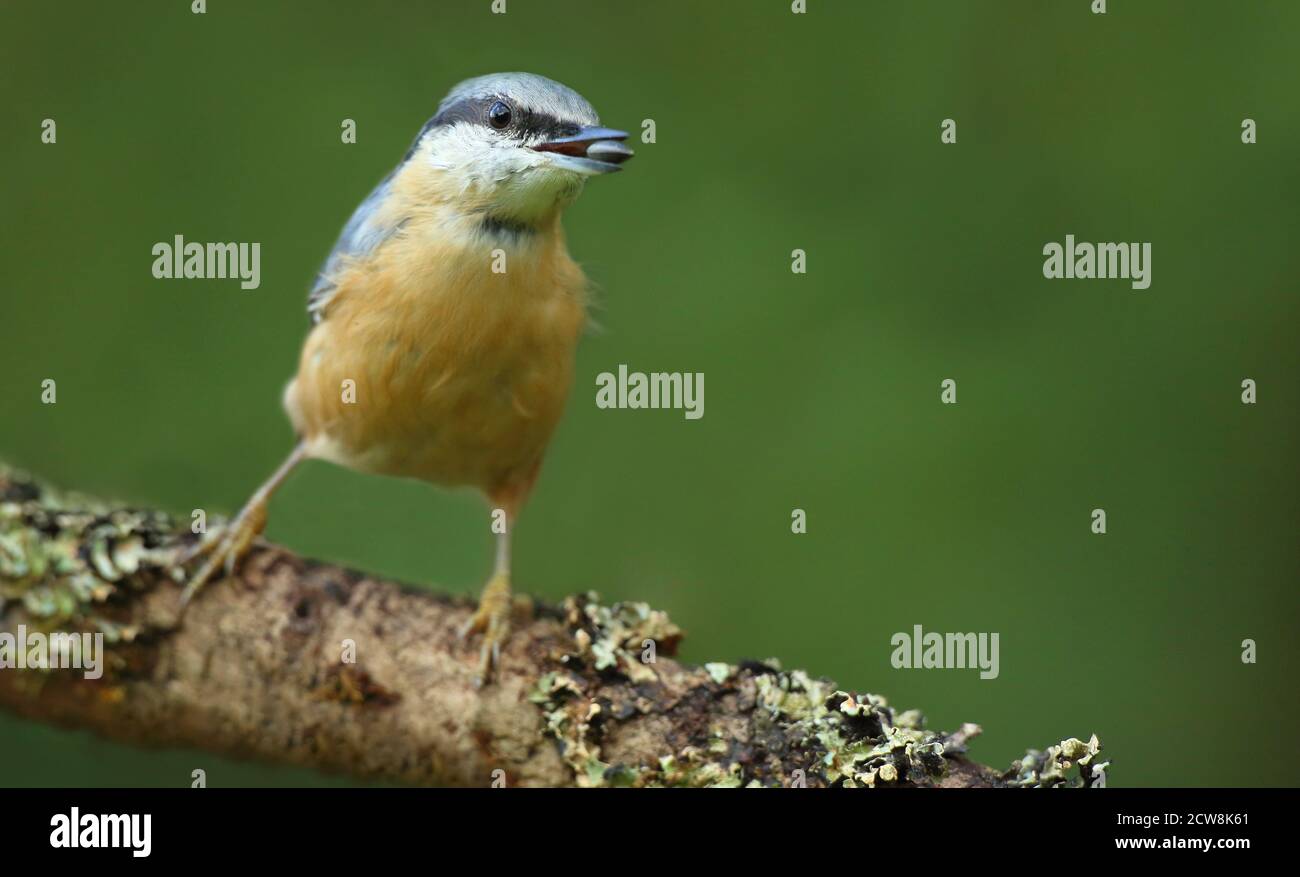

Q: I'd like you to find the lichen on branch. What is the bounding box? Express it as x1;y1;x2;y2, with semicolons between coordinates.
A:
0;464;1107;788
533;593;1106;787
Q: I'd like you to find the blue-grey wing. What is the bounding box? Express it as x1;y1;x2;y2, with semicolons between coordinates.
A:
307;170;402;324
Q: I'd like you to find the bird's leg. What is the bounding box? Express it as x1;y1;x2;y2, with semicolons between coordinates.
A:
180;442;307;608
459;522;514;686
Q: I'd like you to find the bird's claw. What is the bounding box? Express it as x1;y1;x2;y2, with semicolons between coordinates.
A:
461;573;512;686
178;503;267;610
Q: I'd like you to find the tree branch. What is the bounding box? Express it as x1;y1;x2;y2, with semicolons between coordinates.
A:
0;464;1105;788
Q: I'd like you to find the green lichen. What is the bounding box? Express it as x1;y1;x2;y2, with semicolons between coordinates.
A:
658;749;745;787
532;592;1106;788
1006;734;1108;788
763;684;956;787
704;662;731;684
0;465;181;648
5;467;1111;788
560;590;682;684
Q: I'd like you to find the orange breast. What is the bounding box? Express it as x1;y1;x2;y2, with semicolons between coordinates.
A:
283;216;588;505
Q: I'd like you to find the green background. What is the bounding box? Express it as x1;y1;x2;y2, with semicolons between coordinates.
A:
2;0;1297;787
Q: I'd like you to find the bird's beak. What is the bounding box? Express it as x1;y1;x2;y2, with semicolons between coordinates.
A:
532;126;634;175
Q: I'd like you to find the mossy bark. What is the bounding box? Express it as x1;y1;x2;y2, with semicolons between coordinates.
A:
0;465;1105;788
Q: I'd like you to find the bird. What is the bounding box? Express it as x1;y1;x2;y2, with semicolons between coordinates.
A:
179;72;633;684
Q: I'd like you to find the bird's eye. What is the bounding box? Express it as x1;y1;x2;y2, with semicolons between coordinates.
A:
487;101;512;130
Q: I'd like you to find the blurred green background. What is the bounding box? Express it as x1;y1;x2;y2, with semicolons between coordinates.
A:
2;0;1297;787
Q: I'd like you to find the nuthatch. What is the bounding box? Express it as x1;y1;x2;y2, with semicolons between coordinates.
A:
181;72;633;683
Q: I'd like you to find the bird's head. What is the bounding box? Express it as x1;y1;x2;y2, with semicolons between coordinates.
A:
405;72;633;230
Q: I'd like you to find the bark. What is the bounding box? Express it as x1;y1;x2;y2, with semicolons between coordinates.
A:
0;464;1105;788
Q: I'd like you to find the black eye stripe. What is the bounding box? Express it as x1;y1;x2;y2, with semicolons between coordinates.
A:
531;116;581;140
404;97;583;160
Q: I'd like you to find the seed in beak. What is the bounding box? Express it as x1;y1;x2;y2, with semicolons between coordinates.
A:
585;140;634;165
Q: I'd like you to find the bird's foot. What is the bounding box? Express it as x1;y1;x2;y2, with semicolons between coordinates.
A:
459;572;514;687
178;501;268;609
